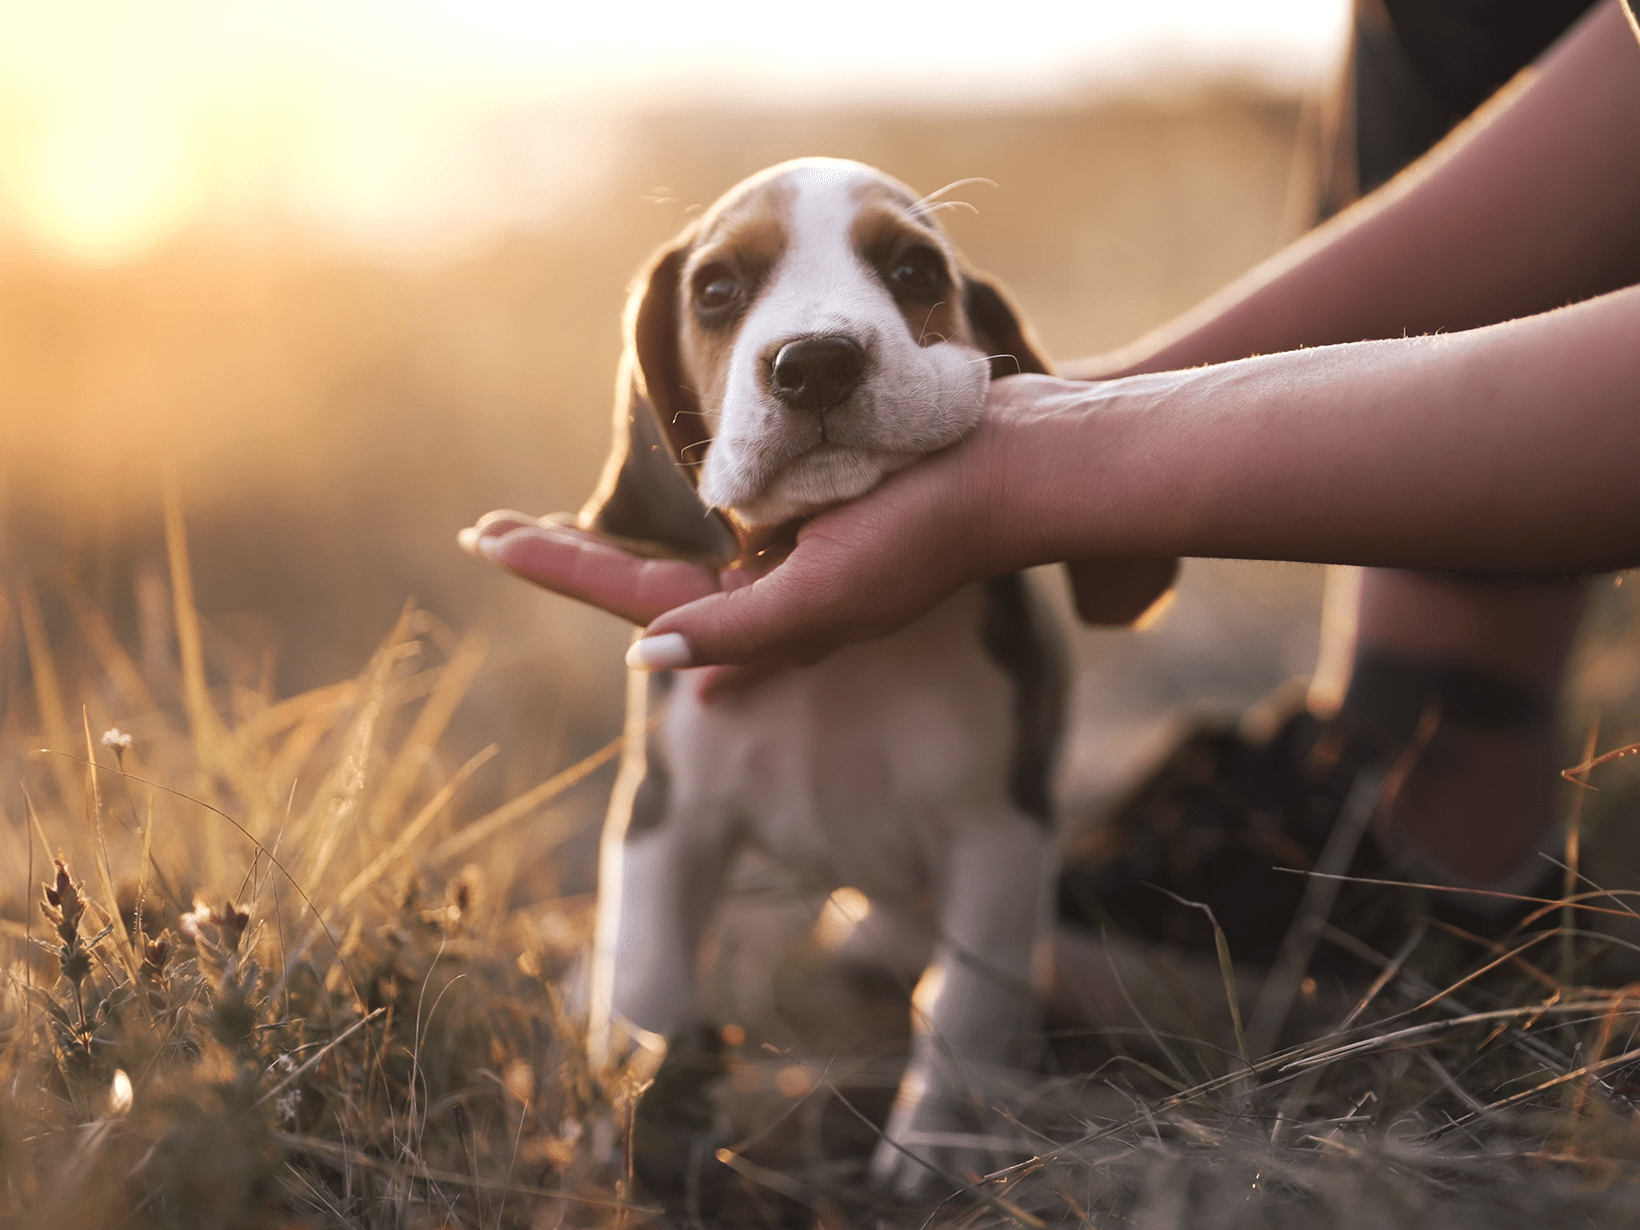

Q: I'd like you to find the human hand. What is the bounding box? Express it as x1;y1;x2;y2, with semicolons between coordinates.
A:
628;421;1007;669
458;511;795;698
630;372;1179;668
457;510;723;626
468;373;1182;673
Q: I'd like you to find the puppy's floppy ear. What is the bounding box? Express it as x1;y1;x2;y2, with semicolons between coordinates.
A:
963;274;1053;378
578;242;738;566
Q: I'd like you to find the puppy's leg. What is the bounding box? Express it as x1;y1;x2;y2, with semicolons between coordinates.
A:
610;817;734;1037
595;698;738;1209
870;812;1050;1201
589;668;733;1047
616;811;745;1213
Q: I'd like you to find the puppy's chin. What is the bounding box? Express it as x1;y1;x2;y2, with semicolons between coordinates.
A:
728;446;911;529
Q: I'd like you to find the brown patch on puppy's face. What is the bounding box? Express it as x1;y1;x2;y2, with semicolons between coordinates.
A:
848;190;972;354
677;180;791;437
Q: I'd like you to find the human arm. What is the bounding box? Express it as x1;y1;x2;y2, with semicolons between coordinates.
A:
1062;0;1640;380
1057;0;1640;616
631;284;1640;667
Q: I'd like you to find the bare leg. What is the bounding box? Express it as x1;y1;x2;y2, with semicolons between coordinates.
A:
1318;567;1585;884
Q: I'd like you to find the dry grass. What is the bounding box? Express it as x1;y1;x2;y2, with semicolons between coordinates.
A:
1;495;657;1228
2;511;1639;1229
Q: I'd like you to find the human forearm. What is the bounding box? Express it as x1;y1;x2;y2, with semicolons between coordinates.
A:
1067;0;1640;379
1009;286;1640;573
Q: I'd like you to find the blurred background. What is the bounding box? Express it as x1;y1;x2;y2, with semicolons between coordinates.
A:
6;0;1632;897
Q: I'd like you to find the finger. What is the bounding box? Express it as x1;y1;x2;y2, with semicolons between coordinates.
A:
455;508;562;556
1065;558;1180;626
476;508;549;536
632;530;888;668
475;522;722;625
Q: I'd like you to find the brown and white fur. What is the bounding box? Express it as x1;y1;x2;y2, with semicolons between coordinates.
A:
580;158;1062;1201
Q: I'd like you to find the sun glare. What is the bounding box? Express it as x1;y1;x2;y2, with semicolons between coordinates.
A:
0;0;1347;264
20;104;198;265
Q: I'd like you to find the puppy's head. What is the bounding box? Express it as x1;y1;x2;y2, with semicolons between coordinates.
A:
580;158;1049;564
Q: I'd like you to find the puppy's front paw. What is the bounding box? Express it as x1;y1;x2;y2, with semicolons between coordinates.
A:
630;1024;733;1211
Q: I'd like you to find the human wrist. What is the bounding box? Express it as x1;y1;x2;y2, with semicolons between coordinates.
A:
969;378;1077;574
988;373;1184;569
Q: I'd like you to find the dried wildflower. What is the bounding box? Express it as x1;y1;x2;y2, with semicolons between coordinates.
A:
217;900;250;948
110;1068;134;1115
180;898;251;950
101;728;133;766
275;1090;302;1125
42;858;94;986
43;858;86;942
503;1058;535;1105
450;864;483;915
425;864;485;929
36;857;117;1071
142;930;172;976
178;899;213;939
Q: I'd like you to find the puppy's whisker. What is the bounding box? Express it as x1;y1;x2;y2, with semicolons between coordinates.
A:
917;199;979;218
917;303;949;348
911;177;997;220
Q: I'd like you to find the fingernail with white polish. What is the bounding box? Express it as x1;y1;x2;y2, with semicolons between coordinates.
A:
456;527;481;555
626;632;693;670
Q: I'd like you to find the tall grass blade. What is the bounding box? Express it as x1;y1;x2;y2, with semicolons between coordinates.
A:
299;607;416;891
370;634;487;831
15;580;79;808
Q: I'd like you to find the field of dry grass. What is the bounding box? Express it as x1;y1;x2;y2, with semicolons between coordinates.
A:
4;86;1640;1226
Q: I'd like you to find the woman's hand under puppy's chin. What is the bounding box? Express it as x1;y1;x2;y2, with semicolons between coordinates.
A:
456;512;793;699
634;409;1026;671
462;374;1185;676
457;377;1064;675
623;372;1194;671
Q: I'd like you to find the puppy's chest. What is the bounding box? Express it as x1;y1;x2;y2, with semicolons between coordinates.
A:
657;586;1021;898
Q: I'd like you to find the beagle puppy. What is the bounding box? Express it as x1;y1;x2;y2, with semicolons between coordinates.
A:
581;158;1062;1202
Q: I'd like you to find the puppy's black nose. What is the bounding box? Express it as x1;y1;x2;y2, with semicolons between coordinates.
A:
770;335;866;414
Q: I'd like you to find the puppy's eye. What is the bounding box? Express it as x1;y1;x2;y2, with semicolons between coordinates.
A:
887;246;948;299
693;267;742;316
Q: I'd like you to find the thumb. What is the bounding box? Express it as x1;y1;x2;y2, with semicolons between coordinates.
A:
628;534;872;668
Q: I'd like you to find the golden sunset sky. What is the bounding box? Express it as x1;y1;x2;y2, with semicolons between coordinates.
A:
0;0;1348;264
